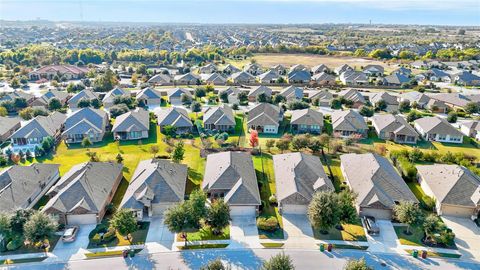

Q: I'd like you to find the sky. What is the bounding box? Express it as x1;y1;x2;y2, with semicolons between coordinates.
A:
0;0;479;26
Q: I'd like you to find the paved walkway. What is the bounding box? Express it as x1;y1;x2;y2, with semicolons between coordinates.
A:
282;214;317;249
45;224;96;262
228;215;262;249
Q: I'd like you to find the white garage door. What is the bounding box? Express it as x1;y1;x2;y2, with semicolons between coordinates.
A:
230;206;256;216
360;208;392;220
441;205;474;218
152;204;173;216
67;214;97;225
282;204;308;214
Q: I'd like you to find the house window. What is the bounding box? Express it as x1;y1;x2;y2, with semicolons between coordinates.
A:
438;134;446;140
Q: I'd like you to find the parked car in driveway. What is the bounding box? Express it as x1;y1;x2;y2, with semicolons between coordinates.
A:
363;216;380;235
62;226;79;242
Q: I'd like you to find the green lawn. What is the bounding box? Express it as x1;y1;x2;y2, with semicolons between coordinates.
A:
313;221;367;241
261;243;284;248
178;243;229;250
176;226;230;242
0;257;47;265
407;182;431;209
323;155;344;192
252;153;285;239
85;249;142;259
0;235;60;256
394;225;425;247
404;249;461;259
87;221;150;249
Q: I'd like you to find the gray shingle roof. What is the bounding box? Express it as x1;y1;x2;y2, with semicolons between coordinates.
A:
372;114;418;137
43;162;123;214
120;159;187;210
203;104;235;126
337;89;366;104
68;90;99;106
0;116;21;137
248;85;272;98
290;108;323;127
137;87;162;100
417;164;480;207
102;87;128;104
340;153;418;209
332;109;367;131
11;112;66;139
202;151;261;206
155;107;193;128
280;86;303;100
112;108;150;133
63;107;107;136
274;152;333;204
247;103;281;127
414;117;463;137
0;164;60;211
168;88;192;99
370;92;399;106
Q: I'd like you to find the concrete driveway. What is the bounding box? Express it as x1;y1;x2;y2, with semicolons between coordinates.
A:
442;216;480;261
282;214;316;249
365;220;404;254
142;216;175;253
48;224;96;262
229;215;261;249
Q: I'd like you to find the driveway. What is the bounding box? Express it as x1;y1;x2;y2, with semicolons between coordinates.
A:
282;214;316;249
48;224;96;262
228;215;261;249
142;216;174;253
365;220;404;254
442;216;480;261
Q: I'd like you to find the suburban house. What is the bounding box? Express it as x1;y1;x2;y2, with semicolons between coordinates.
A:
102;87;129;109
43;162;124;225
289;64;307;73
426;99;448;113
248;85;272;102
331;109;368;138
63;107;109;144
10;112;66;153
30;89;70;108
136;87;162;108
453;71;480;86
174;73;200;85
414;117;463;144
271;64;287;75
273;152;333;214
112;108;150;141
0;90;35;105
393;67;412;76
426;68;452;82
243;63;262;75
417;164;480;218
398;91;431;109
428;93;479;111
28;65;88;81
335;64;353;75
363;65;384;77
201;73;227;85
199;63;217;74
280;86;304;101
340;71;368;86
155;107;193;134
370;92;399;112
247;103;282;134
309;90;333;107
147;73;172;85
0;164;60;212
257;70;280;84
311;72;336;85
311;64;329;74
167;88;192;105
203;104;236;132
219;87;240;104
222;64;241;75
382;73;411;87
460;121;480;140
120;159;187;219
0;117;21;143
337;88;366;108
372;114;419;144
411;60;428;69
68;89;99;110
231;71;255;84
202;151;261;216
288;70;311;84
340;153;418;219
290;108;323;134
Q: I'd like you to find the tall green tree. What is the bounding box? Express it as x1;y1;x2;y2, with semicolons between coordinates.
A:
23;211;58;243
172;141;185;163
262;253;295;270
393;201;424;235
308;191;341;233
109;209;137;240
206;199;230;235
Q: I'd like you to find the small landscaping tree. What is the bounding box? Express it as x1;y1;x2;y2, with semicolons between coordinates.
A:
219;91;229;103
423;214;440;242
0;213;12;238
291;134;310;151
172;141;185;163
265;139;275;152
308;191;341;234
109;209;137;242
307;137;322;153
275;139;290;153
48;98;62;111
262;253;295;270
187;189;208;227
393;201;424;235
201;258;230;270
249;130;259;148
23;211;58;244
81;137;92;148
206;199;230;235
344;258;372;270
191;101;202;116
164;203;193;246
337;189;358;225
11;209;34;234
359;106;374;117
399;101;411;112
116;153;124;164
447;111;457;123
149;145;159;157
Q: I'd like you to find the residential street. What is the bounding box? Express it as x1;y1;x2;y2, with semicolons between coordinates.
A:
7;248;480;270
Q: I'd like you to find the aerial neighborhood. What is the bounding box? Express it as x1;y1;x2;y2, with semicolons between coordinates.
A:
0;22;480;269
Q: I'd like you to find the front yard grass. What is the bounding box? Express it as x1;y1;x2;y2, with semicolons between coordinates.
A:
253;153;285;240
178;243;229;250
87;221;150;249
313;220;367;241
261;242;284;248
0;257;47;265
85;249;143;259
176;226;230;242
0;235;60;256
394;225;425;247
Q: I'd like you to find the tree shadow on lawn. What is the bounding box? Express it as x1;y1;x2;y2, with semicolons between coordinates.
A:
181;248;263;270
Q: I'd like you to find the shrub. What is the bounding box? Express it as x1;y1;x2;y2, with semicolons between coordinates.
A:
436;230;455;246
397;157;417;181
420;196;436;211
102;228;116;242
91;233;102;245
269;195;277;204
257;217;279;232
6;237;23;251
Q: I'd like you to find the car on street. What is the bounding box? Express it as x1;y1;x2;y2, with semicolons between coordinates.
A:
62;226;79;242
363;216;380;235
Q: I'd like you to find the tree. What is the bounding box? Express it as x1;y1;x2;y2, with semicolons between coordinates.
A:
93;69;118;92
447;111;457;123
195;88;206;99
110;104;130;118
11;209;34;234
206;199;230;235
187;189;208;228
291;134;310;151
257;93;268;103
116;153;124;164
358;106;374;117
23;211;58;243
262;253;294;270
77;99;91;108
181;93;191;105
41;136;54;152
48;98;62;111
191;101;202;115
393;201;424;235
423;214;440;242
464;102;479;114
344;258;372;270
150;145;159;157
0;106;7;116
238;92;248;103
406;111;421;122
219;91;229;103
307;137;322;153
273;95;285;105
10;77;20;89
308;191;341;233
318;133;330;152
249;130;259;148
81;137;92;148
330;98;342;109
19;108;34;120
375;100;387;111
172;141;185;162
398;101;411;113
109;209;137;240
276;139;290;153
337;190;358;224
0;213;12;237
164;203;194;246
265;139;275;152
201;258;230;270
91;98;101;109
287;101;309;110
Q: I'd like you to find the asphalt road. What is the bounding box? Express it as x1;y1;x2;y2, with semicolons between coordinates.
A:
6;248;480;270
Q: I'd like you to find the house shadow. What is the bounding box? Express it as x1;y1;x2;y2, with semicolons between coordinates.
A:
125;253;157;270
